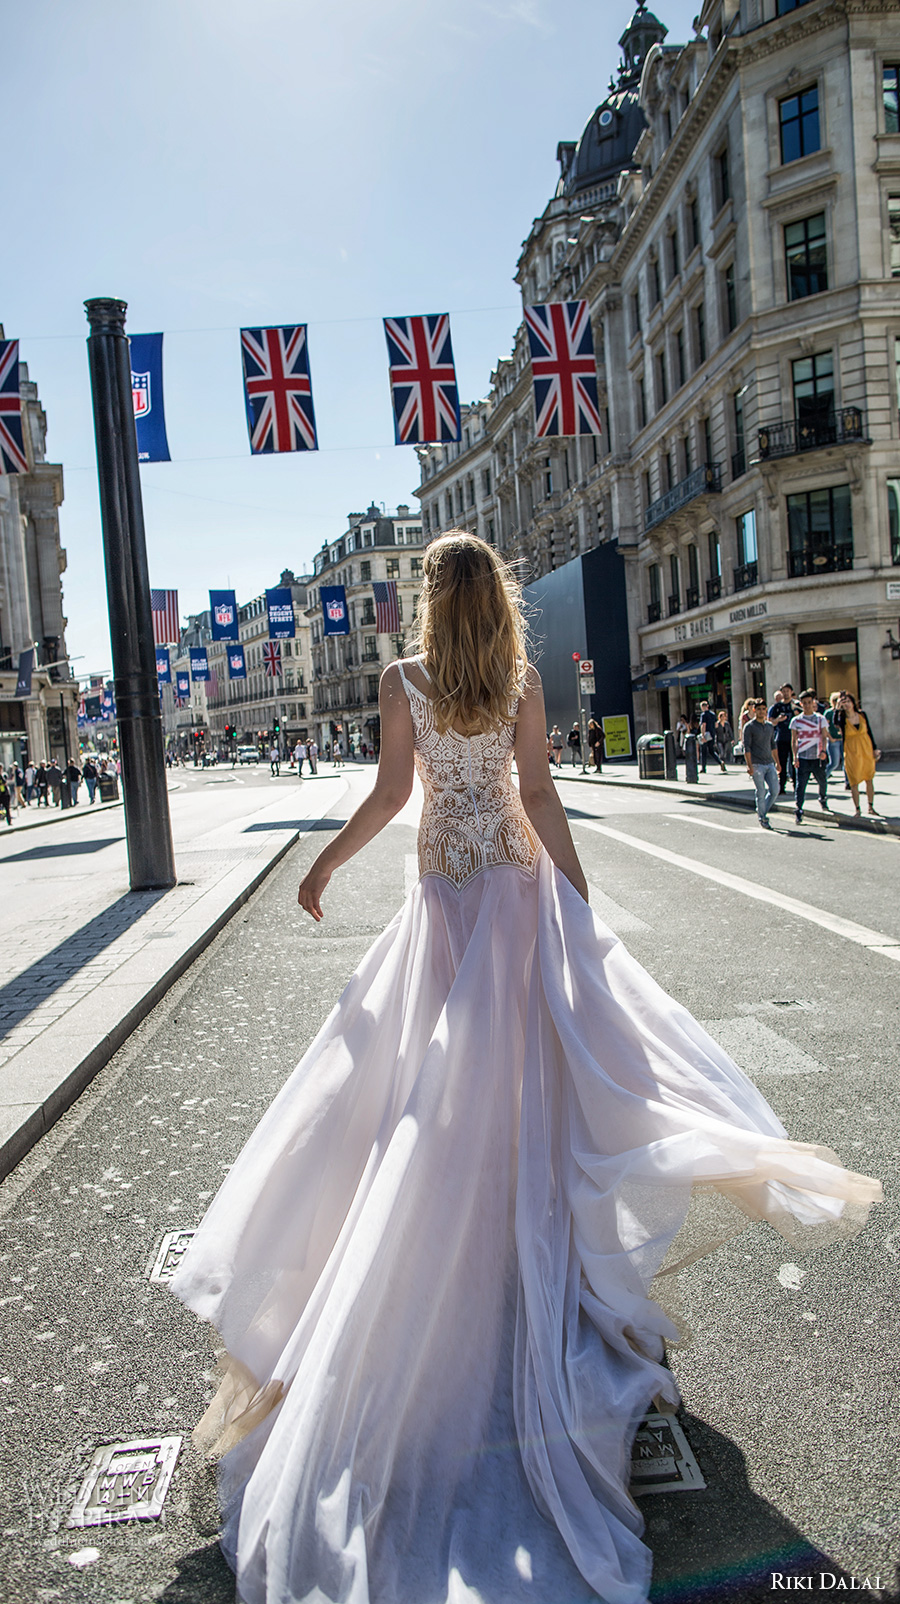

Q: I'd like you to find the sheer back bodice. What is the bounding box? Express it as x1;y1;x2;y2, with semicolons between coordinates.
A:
397;657;541;889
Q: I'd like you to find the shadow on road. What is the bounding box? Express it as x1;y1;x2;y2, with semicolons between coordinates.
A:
243;819;348;834
1;836;125;863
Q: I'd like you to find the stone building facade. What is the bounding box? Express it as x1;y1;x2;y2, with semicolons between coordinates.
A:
413;0;900;751
306;504;425;752
0;343;77;768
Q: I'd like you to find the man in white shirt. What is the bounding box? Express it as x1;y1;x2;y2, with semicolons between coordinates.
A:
790;689;828;824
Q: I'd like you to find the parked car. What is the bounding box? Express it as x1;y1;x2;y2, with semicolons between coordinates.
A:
238;746;260;764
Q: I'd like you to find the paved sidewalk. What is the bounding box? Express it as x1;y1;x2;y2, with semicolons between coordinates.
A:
0;774;351;1181
549;757;900;833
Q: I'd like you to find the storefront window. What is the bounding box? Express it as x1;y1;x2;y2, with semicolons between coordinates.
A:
800;633;859;705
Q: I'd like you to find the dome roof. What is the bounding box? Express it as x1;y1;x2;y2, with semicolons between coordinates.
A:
562;3;667;199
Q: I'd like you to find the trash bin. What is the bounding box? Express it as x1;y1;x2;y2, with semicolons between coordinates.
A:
97;773;119;803
637;734;666;780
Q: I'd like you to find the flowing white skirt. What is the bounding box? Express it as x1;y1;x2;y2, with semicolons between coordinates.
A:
169;852;879;1604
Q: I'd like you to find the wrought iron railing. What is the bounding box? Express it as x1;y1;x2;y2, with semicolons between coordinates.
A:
685;586;700;611
788;546;853;577
645;463;722;530
733;561;759;591
667;595;681;616
758;407;867;461
706;575;722;602
647;600;662;623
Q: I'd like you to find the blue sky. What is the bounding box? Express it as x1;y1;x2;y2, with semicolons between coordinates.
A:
9;0;697;677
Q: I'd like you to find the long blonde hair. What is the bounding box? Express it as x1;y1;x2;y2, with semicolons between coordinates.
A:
410;531;528;736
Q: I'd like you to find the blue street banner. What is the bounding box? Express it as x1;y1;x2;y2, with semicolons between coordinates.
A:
266;586;295;640
15;647;34;698
190;647;210;681
156;646;171;683
176;671;190;701
321;585;349;636
227;644;246;680
130;333;171;463
209;589;239;642
100;687;115;722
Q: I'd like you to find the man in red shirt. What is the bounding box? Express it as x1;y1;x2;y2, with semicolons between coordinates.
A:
790;689;829;825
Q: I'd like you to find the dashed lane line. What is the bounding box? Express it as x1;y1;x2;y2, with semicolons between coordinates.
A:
573;819;900;961
664;812;758;834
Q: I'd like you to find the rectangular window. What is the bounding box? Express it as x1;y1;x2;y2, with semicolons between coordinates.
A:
445;492;453;520
481;467;492;496
688;542;700;591
733;389;746;477
385;558;400;578
889;196;900;277
650;258;661;305
360;559;371;581
708;528;721;577
714;144;730;209
487;518;495;545
676;327;686;388
669;552;680;595
466;477;475;507
410;557;423;577
885;64;900;133
631;291;641;335
792;349;835;440
779;86;820;164
896;336;900;417
689;194;700;251
455;485;464;515
668;228;680;282
889;480;900;564
544;460;553;497
664;451;674;491
364;635;377;658
649;562;661;605
682;433;692;476
637;377;646;430
656;351;668;409
785;213;828;300
736;508;758;565
786;485;853;575
695;301;707;365
723;262;737;333
642;470;651;511
366;675;379;699
702;415;713;466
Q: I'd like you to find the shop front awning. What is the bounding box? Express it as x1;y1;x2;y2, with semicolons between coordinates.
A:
653;652;729;689
630;672;653;691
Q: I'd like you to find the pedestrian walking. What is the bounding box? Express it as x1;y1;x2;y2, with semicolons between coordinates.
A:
768;685;797;794
836;691;881;817
46;759;63;806
24;762;36;804
66;759;82;806
587;718;604;772
297;742;308;774
334;739;345;767
714;709;733;772
308;740;318;775
566;723;581;768
825;691;843;778
697;699;717;773
790;689;829;824
743;699;781;828
674;712;690;754
82;757;98;804
169;530;879;1604
549;725;564;767
0;772;11;826
12;764;24;808
35;763;49;806
270;744;281;777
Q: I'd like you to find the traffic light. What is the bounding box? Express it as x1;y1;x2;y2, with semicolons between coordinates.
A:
225;724;235;740
273;717;280;735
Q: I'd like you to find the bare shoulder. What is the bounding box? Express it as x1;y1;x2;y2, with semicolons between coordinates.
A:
520;661;544;699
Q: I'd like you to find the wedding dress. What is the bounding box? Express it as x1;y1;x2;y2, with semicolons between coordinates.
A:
169;656;880;1604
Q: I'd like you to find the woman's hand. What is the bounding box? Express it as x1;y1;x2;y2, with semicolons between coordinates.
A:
298;859;333;922
875;749;882;761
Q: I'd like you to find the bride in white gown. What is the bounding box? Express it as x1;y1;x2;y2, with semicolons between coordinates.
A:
169;532;880;1604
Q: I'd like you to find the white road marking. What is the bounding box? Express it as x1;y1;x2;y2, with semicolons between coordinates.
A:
665;812;758;834
573;818;900;961
587;885;650;934
700;1017;826;1077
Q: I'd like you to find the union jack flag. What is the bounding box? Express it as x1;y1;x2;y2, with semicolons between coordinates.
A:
524;301;603;437
0;341;27;474
241;325;318;455
384;314;460;444
263;641;282;677
150;588;180;646
373;580;400;633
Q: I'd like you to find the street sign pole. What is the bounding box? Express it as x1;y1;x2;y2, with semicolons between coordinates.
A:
85;297;176;890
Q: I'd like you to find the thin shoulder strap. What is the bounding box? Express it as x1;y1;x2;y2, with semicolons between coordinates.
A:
415;653;433;684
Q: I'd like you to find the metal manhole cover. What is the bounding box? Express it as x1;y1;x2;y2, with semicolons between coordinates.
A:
68;1436;181;1526
630;1413;706;1495
148;1229;195;1283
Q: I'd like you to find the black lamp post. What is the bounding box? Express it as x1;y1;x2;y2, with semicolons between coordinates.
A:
85;298;176;890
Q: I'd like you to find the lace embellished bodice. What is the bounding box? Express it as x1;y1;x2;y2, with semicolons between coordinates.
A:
397;657;541;890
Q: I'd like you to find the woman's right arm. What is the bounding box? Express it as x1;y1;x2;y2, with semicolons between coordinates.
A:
514;665;589;902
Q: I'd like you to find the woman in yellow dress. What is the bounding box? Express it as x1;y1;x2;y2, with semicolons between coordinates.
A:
837;690;880;816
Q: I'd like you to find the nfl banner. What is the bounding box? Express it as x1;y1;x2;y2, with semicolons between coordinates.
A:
524;301;603;437
320;585;349;636
209;589;239;642
266;586;295;640
190;647;210;681
156;646;172;683
130;333;171;463
175;671;190;702
384;314;460;444
0;341;27;474
227;644;246;680
241;325;318;455
15;648;34;698
101;688;115;721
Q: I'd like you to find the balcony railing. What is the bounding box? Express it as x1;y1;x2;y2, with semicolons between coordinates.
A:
667;594;681;616
685;585;700;610
788;545;853;577
758;407;868;461
733;561;759;591
647;600;662;623
706;575;722;602
731;448;746;480
645;463;722;531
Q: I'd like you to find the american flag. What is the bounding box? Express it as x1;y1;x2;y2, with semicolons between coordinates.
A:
0;340;27;474
384;315;460;444
263;641;282;677
150;588;180;646
373;580;400;634
241;325;318;454
524;301;603;437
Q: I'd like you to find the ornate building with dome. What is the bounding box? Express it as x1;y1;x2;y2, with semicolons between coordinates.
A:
415;0;900;756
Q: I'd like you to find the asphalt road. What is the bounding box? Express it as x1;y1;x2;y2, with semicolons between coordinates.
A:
0;765;896;1604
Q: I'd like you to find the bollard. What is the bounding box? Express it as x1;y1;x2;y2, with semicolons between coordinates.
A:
683;733;699;783
663;731;678;782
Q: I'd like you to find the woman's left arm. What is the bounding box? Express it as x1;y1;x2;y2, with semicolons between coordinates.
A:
297;664;415;921
864;712;882;759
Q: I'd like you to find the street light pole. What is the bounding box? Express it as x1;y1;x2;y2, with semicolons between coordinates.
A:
84;297;176;890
